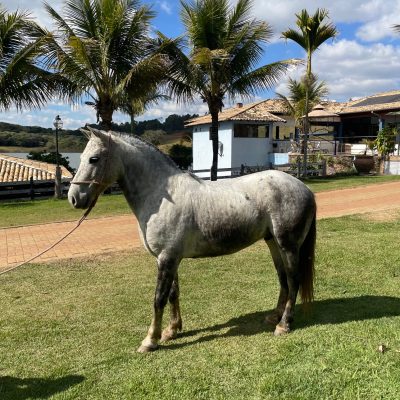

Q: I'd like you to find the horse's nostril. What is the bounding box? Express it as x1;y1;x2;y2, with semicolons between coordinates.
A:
71;195;77;206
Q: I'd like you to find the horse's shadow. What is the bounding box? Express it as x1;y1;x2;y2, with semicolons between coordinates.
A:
165;295;400;349
0;375;84;400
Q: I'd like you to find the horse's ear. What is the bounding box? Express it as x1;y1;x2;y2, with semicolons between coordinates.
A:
86;126;111;143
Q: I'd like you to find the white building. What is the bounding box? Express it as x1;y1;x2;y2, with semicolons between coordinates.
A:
185;100;294;179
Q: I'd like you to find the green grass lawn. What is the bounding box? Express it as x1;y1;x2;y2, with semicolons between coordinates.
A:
1;175;400;228
0;194;131;228
304;174;400;192
1;213;400;399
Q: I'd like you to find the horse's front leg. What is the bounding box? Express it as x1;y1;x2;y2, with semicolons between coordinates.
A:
161;273;182;342
137;255;179;353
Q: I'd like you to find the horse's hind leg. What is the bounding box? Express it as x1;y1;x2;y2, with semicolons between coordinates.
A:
161;273;182;342
274;247;300;336
137;255;179;353
265;238;289;326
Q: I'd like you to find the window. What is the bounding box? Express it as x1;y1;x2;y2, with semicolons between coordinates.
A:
275;126;280;140
234;124;269;138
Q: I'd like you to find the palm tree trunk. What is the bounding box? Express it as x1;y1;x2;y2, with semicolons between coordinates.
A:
130;113;135;134
303;84;310;176
210;111;219;181
98;98;113;131
303;50;312;176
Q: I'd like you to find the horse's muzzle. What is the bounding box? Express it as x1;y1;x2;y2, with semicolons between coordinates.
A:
68;187;90;209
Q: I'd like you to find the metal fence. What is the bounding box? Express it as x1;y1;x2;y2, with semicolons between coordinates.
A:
192;160;327;180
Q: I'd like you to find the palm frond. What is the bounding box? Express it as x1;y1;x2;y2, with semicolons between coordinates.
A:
0;7;61;110
276;73;329;122
42;0;161;128
230;59;300;99
282;8;337;54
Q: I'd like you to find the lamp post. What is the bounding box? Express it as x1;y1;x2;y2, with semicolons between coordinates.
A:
53;115;63;199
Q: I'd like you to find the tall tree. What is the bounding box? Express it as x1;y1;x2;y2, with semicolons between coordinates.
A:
0;7;58;110
282;9;337;175
42;0;166;130
276;74;328;143
393;24;400;33
163;0;296;180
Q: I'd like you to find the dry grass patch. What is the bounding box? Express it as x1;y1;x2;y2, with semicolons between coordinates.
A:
359;208;400;222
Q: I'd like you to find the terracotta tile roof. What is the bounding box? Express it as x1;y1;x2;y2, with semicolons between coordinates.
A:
339;90;400;114
185;90;400;128
0;154;73;183
185;100;287;127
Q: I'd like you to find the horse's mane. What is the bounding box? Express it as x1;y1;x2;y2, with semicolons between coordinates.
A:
113;132;202;182
114;132;180;170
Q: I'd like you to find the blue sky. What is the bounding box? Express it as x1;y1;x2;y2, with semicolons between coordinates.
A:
1;0;400;129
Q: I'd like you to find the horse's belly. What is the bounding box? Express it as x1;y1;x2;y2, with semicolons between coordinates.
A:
185;223;267;258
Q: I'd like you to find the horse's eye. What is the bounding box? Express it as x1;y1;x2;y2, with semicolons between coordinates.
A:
89;156;100;164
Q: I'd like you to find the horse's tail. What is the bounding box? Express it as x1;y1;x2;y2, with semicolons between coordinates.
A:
299;209;316;304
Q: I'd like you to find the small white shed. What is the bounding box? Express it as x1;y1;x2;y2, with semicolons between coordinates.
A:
185;101;286;179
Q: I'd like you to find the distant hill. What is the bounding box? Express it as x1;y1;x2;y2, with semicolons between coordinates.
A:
0;121;86;152
0;113;198;153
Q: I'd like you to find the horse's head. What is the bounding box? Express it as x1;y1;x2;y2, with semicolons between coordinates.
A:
68;127;121;209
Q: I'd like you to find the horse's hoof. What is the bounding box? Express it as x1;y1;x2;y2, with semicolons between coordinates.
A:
274;324;290;336
137;343;159;353
160;328;178;343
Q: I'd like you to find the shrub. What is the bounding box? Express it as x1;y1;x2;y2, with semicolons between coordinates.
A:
168;144;192;169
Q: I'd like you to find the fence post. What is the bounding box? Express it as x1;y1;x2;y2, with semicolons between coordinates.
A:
321;159;327;177
297;158;301;178
29;177;35;200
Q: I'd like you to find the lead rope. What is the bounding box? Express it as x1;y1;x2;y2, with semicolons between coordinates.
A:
0;197;98;276
0;131;112;277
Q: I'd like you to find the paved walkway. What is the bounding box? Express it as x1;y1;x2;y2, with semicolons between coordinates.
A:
1;181;400;271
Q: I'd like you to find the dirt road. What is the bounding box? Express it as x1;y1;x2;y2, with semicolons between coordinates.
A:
1;181;400;271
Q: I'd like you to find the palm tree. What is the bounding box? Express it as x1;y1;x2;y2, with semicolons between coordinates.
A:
0;7;58;110
163;0;296;180
393;24;400;33
276;74;328;135
42;0;166;130
282;8;337;175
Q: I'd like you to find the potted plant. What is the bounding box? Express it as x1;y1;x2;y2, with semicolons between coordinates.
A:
374;126;397;174
353;139;376;174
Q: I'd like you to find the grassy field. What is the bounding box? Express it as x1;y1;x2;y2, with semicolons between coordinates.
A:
1;213;400;399
1;175;400;228
303;174;400;192
0;195;131;228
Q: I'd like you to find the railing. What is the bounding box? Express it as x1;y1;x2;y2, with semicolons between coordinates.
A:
0;178;71;201
192;160;327;180
274;159;327;178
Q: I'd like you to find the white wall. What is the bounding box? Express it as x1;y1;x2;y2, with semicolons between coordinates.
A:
231;137;272;168
192;121;232;178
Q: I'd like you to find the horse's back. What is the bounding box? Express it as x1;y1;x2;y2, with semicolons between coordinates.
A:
185;170;315;257
229;170;316;242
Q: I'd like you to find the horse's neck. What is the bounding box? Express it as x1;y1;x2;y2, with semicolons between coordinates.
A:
117;140;183;217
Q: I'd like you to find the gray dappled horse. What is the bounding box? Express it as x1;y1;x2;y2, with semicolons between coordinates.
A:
68;128;317;353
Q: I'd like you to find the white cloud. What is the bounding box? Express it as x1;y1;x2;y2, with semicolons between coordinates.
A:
252;0;398;42
134;98;209;122
275;39;400;102
158;1;172;15
355;8;400;41
2;0;63;28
